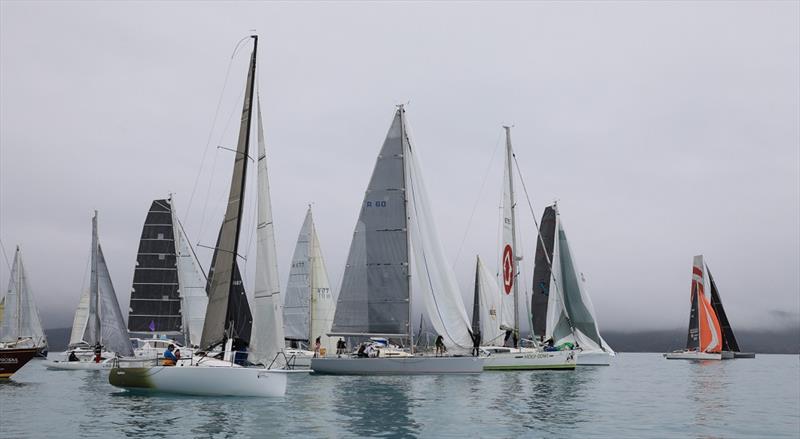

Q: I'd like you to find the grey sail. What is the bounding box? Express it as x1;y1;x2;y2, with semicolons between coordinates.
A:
0;247;47;349
531;205;556;338
97;243;134;356
330;109;410;337
283;210;314;342
199;35;258;350
557;224;602;348
82;213;101;345
127;199;183;341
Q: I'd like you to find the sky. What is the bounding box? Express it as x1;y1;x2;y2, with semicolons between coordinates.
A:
1;1;798;334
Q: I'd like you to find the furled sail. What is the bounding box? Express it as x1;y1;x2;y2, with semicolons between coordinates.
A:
0;247;47;348
127;199;183;341
283;207;336;352
330;109;410;337
499;129;516;336
248;92;285;366
200;35;258;350
707;267;740;352
472;256;505;346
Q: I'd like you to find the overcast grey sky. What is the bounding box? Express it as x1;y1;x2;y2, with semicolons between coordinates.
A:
1;1;798;333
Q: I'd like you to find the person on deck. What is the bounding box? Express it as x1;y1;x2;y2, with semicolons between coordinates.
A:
435;335;446;356
174;348;181;361
68;351;79;362
93;342;102;363
357;343;368;358
336;338;346;357
163;344;177;366
471;331;482;357
314;336;321;358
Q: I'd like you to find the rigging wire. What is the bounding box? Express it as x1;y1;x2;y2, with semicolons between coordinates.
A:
452;131;503;268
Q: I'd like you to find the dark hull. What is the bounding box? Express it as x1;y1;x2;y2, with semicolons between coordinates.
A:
734;352;756;359
0;347;38;378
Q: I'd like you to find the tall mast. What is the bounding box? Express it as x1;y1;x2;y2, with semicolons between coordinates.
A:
92;211;101;346
308;206;315;345
504;126;520;348
16;247;21;339
400;105;413;352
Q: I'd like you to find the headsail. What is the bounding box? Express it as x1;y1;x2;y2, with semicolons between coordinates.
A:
171;200;209;347
0;247;47;348
330;109;410;338
68;287;90;346
248;91;285;366
472;256;504;346
531;206;557;338
200;35;258;350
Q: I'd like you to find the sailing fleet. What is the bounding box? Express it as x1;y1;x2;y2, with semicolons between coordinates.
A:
0;34;755;389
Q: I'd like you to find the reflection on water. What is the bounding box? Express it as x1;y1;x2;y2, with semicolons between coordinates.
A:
332;376;420;438
688;361;730;439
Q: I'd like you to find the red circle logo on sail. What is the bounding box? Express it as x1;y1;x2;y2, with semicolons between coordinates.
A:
502;245;514;294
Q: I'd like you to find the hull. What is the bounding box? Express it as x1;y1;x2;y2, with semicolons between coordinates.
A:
664;351;722;361
721;351;735;360
483;350;576;370
0;347;38;378
310;356;483;375
733;352;756;359
109;365;287;397
44;358;115;370
576;351;614;366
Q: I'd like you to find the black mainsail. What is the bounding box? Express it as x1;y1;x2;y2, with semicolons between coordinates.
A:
199;35;258;351
707;267;740;352
530;205;557;338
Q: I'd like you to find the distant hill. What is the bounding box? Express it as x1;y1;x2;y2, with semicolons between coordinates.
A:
44;326;799;354
603;327;800;354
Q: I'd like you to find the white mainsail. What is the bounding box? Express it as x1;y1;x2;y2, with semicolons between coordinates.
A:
283;207;336;353
476;256;504;346
0;247;47;347
499;129;516;334
248;93;285;366
171;201;208;347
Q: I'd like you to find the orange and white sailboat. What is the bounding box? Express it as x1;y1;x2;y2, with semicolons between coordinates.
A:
664;255;724;360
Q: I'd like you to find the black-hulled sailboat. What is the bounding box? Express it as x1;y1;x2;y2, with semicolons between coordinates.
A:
0;246;45;378
109;35;289;396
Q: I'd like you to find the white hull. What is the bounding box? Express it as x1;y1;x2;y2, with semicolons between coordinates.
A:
44;358;115;370
663;351;722;360
109;364;287;397
576;351;614;366
483;349;576;370
311;356;483;375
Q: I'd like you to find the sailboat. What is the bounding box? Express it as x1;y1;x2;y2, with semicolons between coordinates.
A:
283;206;337;367
109;35;288;397
127;197;208;355
664;255;753;360
310;106;483;375
531;203;615;366
0;246;46;378
46;212;136;370
477;126;575;370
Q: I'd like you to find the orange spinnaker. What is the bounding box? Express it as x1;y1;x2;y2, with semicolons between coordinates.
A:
698;291;723;353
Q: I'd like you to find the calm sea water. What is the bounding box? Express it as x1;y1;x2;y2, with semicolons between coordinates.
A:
1;353;798;438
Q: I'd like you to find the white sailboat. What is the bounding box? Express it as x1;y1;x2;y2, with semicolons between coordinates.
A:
0;246;47;378
311;106;482;375
477;126;575;371
531;203;615;366
283;206;337;367
126;197;208;356
46;212;136;370
109;35;288;396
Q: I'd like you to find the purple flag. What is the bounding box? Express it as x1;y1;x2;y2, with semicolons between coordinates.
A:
149;320;156;331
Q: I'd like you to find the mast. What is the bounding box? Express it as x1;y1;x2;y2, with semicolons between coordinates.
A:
471;256;480;337
200;35;258;349
91;211;101;346
504;126;520;348
400;105;413;352
308;206;315;344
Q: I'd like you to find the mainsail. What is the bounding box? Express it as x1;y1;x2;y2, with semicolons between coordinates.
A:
707;267;740;352
248;92;285;365
531;206;556;338
282;207;336;352
78;212;134;356
499;127;517;339
68;287;90;346
331;106;472;349
199;35;258;350
471;256;504;346
0;247;47;348
127;198;208;346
